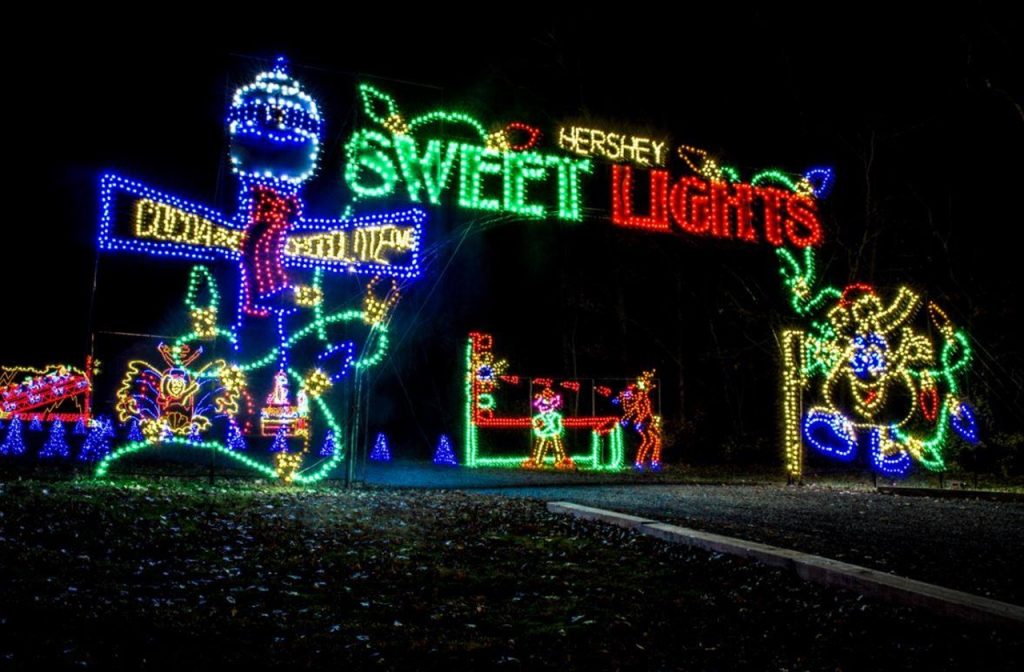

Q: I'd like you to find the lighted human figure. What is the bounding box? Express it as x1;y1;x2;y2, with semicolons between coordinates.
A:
523;387;574;470
96;57;422;483
265;371;292;406
227;56;322;320
99;56;421;386
615;370;662;471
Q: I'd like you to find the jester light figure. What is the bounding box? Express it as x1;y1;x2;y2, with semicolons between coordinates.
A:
523;387;574;470
114;344;240;441
616;370;662;471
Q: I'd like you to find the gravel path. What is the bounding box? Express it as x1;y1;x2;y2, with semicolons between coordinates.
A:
479;484;1024;605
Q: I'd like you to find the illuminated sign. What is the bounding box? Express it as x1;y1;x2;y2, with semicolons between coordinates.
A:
102;176;424;278
610;165;824;247
344;131;592;221
558;126;668;167
343;84;592;222
346;84;831;246
94;58;416;484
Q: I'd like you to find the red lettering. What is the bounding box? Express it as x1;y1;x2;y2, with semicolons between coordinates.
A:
709;181;731;238
669;176;710;234
756;187;786;246
611;165;670;231
731;183;756;242
710;181;755;241
784;194;823;247
609;164;826;247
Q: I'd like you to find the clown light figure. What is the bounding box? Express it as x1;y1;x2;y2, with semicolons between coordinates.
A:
615;370;663;471
523;387;574;470
778;247;979;479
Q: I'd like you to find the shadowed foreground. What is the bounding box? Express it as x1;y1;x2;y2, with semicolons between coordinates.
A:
0;480;1019;670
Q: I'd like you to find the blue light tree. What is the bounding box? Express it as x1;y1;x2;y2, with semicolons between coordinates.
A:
79;424;111;462
270;427;288;453
369;433;391;462
40;420;70;458
433;434;457;466
320;430;337;457
1;419;26;456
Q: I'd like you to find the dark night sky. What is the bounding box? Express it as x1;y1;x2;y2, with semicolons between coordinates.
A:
5;11;1022;460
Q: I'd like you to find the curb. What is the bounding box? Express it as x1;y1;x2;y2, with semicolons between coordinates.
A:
877;486;1024;504
548;501;1024;630
544;501;658;529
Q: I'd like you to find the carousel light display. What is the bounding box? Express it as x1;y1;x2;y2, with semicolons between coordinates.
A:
1;363;93;424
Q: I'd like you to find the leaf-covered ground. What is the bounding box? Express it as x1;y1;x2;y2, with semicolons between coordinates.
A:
0;479;1020;670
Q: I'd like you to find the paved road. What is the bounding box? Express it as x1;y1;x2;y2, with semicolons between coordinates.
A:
475;483;1024;605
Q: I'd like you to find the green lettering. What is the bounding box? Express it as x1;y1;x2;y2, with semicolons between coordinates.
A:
344;130;398;198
